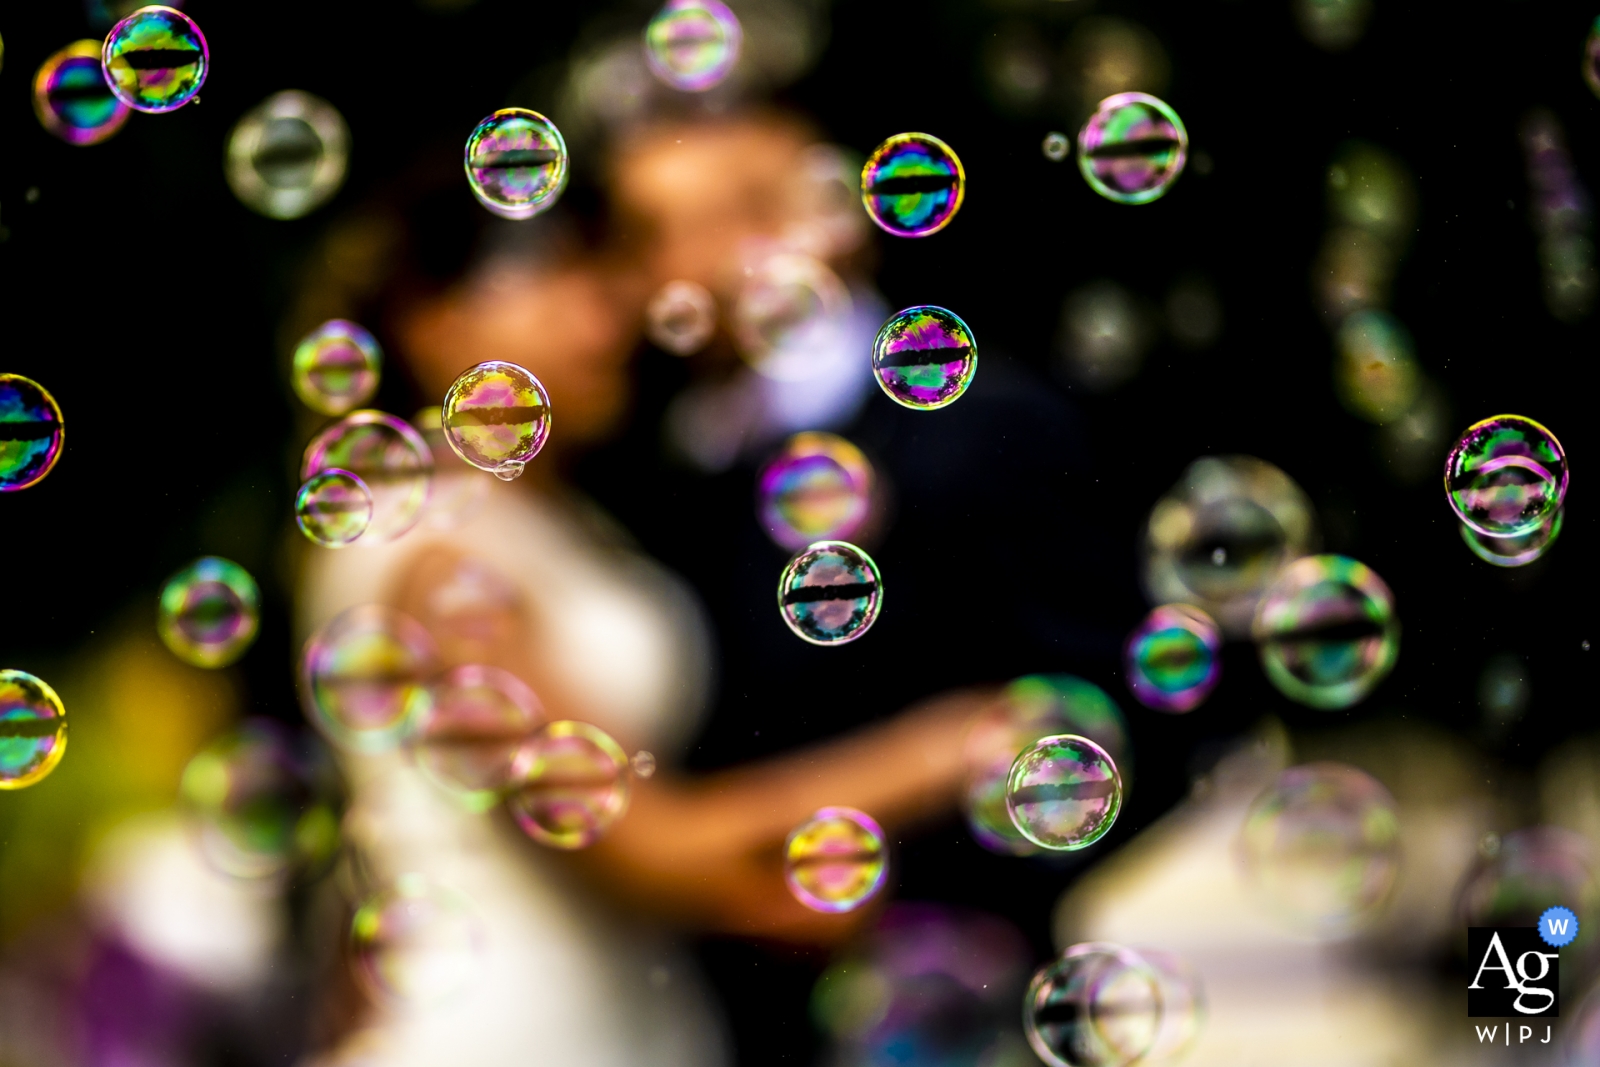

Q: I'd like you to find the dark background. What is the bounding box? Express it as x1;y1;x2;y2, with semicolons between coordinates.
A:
0;1;1595;1063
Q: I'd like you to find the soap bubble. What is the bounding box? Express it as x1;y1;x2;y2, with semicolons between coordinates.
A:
732;252;852;379
872;305;978;411
102;5;208;114
1123;604;1221;714
441;361;552;481
180;718;341;880
1042;131;1071;162
1141;456;1320;637
1252;554;1399;709
1241;762;1401;935
1456;827;1599;938
0;670;68;790
964;676;1130;855
1334;310;1420;424
630;750;656;779
1076;92;1187;205
646;280;718;355
782;144;870;259
1006;734;1122;851
506;721;631;849
352;873;483;1004
301;411;433;543
291;320;383;416
1460;506;1563;567
413;665;543;812
784;806;887;914
300;605;438;753
0;374;64;492
225;90;350;220
643;0;742;92
463;109;569;221
778;540;883;646
1444;414;1567;538
1138;949;1206;1063
757;432;874;551
295;469;373;548
861;132;965;238
1024;943;1160;1067
33;40;131;145
411;408;490;530
157;557;261;669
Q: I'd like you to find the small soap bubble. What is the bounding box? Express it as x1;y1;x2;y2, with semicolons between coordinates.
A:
1460;506;1563;568
644;0;742;92
0;670;68;790
225;91;350;220
872;305;977;411
102;5;208;114
784;806;887;914
301;411;433;544
180;718;341;880
1241;762;1400;935
506;721;631;849
0;374;64;492
630;750;657;779
861;132;965;238
34;40;131;145
351;874;484;1005
295;469;373;548
732;252;852;378
1007;734;1122;851
291;320;382;416
646;280;718;355
757;432;874;551
463;109;569;221
1445;414;1567;539
300;605;438;753
778;540;883;646
157;557;261;669
1042;131;1071;162
1077;92;1187;205
1123;604;1221;713
1024;943;1161;1067
1334;309;1420;424
413;665;543;812
442;361;551;479
1252;554;1399;709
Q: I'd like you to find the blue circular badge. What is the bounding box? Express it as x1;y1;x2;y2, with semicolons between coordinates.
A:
1539;905;1580;948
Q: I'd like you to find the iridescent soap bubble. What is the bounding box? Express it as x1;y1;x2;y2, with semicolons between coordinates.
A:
784;806;888;914
291;320;382;416
1334;309;1420;424
778;540;883;646
413;665;543;812
1024;943;1161;1067
102;5;208;114
1006;734;1122;851
157;557;261;669
0;374;64;492
1138;949;1206;1063
1460;506;1563;568
225;91;350;220
1043;131;1071;162
861;132;965;238
757;432;874;552
646;280;718;356
1252;554;1399;709
441;361;551;481
0;670;68;790
1456;827;1599;942
643;0;742;92
463;109;569;221
1444;415;1568;538
872;305;978;411
180;718;341;880
351;873;483;1005
33;40;131;145
1123;604;1221;713
301;411;433;543
506;720;631;849
1241;762;1400;935
732;252;852;379
1076;92;1188;205
300;605;438;753
295;469;373;548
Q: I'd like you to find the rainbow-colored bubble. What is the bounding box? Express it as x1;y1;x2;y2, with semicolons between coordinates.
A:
1460;506;1563;568
644;0;742;92
0;670;68;790
463;109;569;221
861;133;965;238
1445;414;1567;539
778;541;883;646
1252;554;1399;709
784;807;887;914
441;361;551;481
301;411;433;543
871;305;977;411
225;91;350;220
351;874;483;1004
506;720;631;849
1077;92;1188;205
1006;734;1122;851
1123;604;1222;713
291;320;382;416
757;432;873;551
157;557;261;669
0;375;64;492
102;5;207;114
295;469;373;548
415;665;544;812
1024;944;1163;1067
300;605;437;753
34;40;131;145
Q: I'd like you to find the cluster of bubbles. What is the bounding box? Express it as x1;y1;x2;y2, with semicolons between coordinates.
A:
0;374;64;492
645;279;718;355
442;361;553;481
0;669;68;790
777;540;884;646
102;5;207;114
757;432;875;551
1006;734;1123;851
34;40;129;145
1024;942;1204;1067
351;873;485;1004
871;305;978;411
784;806;888;913
1444;414;1567;568
464;109;570;220
861;132;966;237
302;411;434;543
1251;554;1400;710
1076;92;1188;205
505;720;633;849
643;0;742;92
1123;604;1221;713
225;91;350;220
157;556;262;669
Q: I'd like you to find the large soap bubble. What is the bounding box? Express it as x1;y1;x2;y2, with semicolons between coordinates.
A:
0;374;64;492
643;0;742;92
861;132;965;237
1444;414;1567;539
351;873;483;1005
506;721;631;849
784;806;888;913
1076;92;1187;205
1252;554;1399;709
757;432;874;551
300;605;438;753
1123;603;1221;713
872;305;978;411
1007;734;1122;851
441;361;551;481
157;557;261;669
225;91;350;220
301;411;433;543
102;5;207;113
463;109;569;221
34;40;130;145
0;670;68;790
413;665;543;811
1024;943;1161;1067
777;540;883;646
